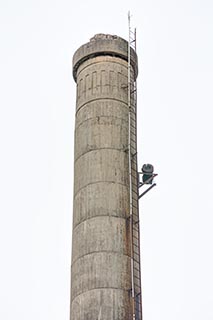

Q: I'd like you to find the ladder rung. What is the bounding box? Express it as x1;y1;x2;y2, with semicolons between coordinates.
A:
134;283;141;289
134;267;140;273
130;127;136;132
133;242;139;248
132;186;138;192
132;191;138;197
132;170;138;178
132;188;138;194
133;226;139;232
132;237;139;241
131;158;137;164
135;233;139;238
133;264;140;270
132;187;138;195
133;234;139;240
132;213;138;218
132;182;138;188
132;204;139;211
132;201;138;206
133;267;140;274
133;222;139;228
132;229;139;236
132;190;138;198
133;252;140;262
133;233;139;239
132;182;138;189
132;191;138;198
132;235;138;241
130;140;136;145
133;251;139;256
133;215;138;221
132;232;139;239
133;219;139;224
133;244;139;250
132;211;138;217
131;181;138;188
133;219;138;224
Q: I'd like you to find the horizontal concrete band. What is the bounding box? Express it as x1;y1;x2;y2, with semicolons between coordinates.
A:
76;98;128;120
72;249;130;268
73;212;129;231
72;210;129;232
73;181;129;227
71;287;131;320
73;180;129;202
74;148;128;195
71;286;131;301
75;112;128;131
71;251;131;299
72;215;131;264
74;118;128;161
76;56;128;79
76;97;128;114
74;146;127;165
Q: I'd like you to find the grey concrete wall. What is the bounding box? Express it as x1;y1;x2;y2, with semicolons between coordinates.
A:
71;35;138;320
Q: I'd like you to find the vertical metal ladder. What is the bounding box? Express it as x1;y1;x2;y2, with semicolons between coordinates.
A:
128;13;143;320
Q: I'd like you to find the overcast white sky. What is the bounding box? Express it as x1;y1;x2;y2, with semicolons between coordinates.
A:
0;0;213;319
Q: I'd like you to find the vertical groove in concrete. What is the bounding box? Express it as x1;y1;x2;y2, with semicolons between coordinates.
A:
71;34;138;320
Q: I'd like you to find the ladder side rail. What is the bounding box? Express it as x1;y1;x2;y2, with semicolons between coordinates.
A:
130;27;143;320
128;11;135;320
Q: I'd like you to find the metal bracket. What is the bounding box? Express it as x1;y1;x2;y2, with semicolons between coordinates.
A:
138;173;158;199
138;183;157;199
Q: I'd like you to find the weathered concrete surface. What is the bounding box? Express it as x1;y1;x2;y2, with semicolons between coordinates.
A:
73;34;138;81
71;34;138;320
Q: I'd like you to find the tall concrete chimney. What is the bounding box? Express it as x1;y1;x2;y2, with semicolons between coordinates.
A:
70;34;141;320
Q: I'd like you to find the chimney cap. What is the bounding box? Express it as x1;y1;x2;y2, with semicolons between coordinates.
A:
72;33;138;82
